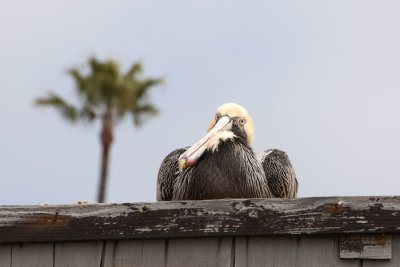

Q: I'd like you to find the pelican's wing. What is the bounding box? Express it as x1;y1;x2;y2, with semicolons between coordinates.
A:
156;147;187;201
257;149;298;198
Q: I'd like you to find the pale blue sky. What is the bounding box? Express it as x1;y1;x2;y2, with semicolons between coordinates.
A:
1;0;400;204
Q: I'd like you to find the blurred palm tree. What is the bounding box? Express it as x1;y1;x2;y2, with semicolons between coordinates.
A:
35;57;163;203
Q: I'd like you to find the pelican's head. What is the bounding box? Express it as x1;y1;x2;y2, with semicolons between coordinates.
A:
207;103;254;145
178;103;254;171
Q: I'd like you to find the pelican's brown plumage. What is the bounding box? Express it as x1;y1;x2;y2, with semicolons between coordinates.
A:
157;103;298;201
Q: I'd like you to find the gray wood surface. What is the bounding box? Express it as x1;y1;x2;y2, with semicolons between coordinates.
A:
363;235;400;267
11;243;53;267
340;234;392;259
0;236;399;267
103;238;231;267
142;239;166;267
0;245;11;267
165;237;232;267
103;240;143;267
1;196;400;243
234;237;248;267
297;236;358;267
103;240;166;267
235;236;359;267
54;241;103;267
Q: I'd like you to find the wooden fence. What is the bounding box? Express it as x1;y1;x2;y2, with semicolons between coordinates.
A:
0;196;399;266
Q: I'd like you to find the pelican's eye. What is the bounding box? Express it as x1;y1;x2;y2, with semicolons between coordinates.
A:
239;118;246;126
215;114;221;121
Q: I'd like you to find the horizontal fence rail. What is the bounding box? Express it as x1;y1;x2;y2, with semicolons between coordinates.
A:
0;196;399;243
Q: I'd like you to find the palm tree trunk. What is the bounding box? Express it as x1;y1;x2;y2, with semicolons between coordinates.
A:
97;114;113;203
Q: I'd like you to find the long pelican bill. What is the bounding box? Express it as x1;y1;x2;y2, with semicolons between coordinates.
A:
178;115;232;171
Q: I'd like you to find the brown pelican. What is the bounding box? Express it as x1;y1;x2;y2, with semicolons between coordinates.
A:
157;103;298;201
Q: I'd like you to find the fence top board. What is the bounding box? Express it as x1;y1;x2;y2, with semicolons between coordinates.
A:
0;196;399;243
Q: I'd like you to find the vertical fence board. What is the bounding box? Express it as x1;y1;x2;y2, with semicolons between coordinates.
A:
234;237;248;267
363;234;400;267
142;239;166;267
0;245;11;267
54;242;103;267
166;237;232;267
297;236;358;267
103;240;143;267
11;243;53;267
0;236;397;267
237;236;360;267
103;239;166;267
244;237;298;267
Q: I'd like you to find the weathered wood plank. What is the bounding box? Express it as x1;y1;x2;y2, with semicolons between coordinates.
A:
11;243;53;267
165;237;232;267
1;196;400;243
0;244;11;267
297;236;358;267
54;241;103;267
235;236;359;267
234;237;248;267
142;239;166;267
363;234;400;267
103;238;231;267
103;240;143;267
103;239;166;267
241;236;299;267
340;234;391;259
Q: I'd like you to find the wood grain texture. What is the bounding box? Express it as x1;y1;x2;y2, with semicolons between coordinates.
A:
1;196;400;243
103;240;143;267
54;241;103;267
234;237;248;267
103;239;166;267
243;236;298;267
340;234;391;259
11;243;53;267
103;238;230;267
297;236;358;267
235;236;359;267
2;237;399;267
363;235;400;267
142;239;166;267
0;244;11;267
165;237;232;267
